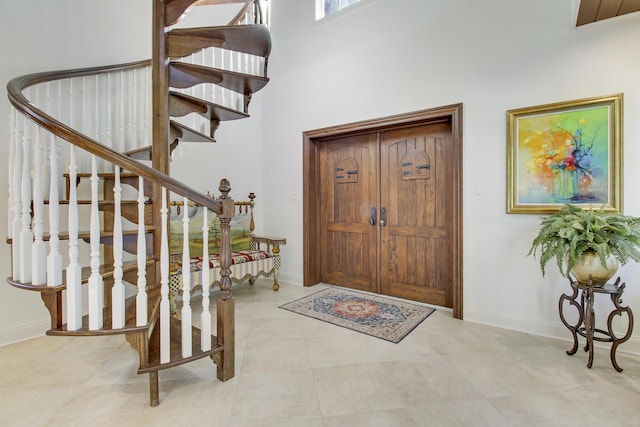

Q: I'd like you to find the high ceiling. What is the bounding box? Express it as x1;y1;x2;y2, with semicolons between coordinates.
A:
577;0;640;26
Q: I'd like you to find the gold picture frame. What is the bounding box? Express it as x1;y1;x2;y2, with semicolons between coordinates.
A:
507;94;623;214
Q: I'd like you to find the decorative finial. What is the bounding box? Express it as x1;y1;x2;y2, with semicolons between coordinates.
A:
219;179;231;199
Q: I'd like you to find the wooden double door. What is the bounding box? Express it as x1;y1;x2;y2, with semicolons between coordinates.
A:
318;122;454;307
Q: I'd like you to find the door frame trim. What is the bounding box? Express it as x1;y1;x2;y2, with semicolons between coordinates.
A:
303;104;463;319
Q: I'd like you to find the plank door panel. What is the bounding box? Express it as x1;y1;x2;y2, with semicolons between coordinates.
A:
319;134;378;293
379;123;453;306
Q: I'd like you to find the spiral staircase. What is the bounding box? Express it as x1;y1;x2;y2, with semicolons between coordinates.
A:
5;0;270;406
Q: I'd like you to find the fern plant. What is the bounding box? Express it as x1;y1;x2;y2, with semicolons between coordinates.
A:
528;203;640;278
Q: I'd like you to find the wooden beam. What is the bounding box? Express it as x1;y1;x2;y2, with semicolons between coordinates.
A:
577;0;601;26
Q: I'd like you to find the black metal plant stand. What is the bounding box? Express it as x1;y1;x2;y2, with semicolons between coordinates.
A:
558;277;633;372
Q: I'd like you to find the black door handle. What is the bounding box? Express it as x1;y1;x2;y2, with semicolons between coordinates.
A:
369;207;377;226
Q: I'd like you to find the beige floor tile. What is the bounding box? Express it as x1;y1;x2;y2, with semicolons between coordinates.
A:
2;281;640;426
313;362;405;417
322;408;421;427
233;418;324;427
240;336;311;374
406;400;514;427
228;369;320;426
379;357;485;405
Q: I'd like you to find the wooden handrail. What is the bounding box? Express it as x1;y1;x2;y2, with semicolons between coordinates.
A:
229;1;256;25
7;62;224;214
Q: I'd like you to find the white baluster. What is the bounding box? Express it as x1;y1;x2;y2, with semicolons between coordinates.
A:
47;132;62;287
19;118;33;284
80;76;88;171
221;49;227;108
210;49;217;104
8;108;15;238
94;75;101;144
143;68;150;149
10;109;22;281
136;176;148;326
189;54;197;131
181;197;192;357
7;108;14;227
201;206;211;351
106;73;113;152
131;70;138;150
88;155;104;330
118;71;126;153
111;167;125;329
66;145;82;330
31;126;47;285
160;188;170;363
265;0;271;27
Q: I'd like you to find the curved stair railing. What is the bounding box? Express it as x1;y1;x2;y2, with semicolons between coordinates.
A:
5;0;270;406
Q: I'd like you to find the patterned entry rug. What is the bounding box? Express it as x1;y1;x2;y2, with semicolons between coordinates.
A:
279;287;435;343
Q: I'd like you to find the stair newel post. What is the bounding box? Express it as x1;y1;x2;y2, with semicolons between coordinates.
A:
31;125;47;285
181;196;193;357
111;166;125;329
201;204;212;352
66;144;82;330
217;179;235;381
136;176;148;327
10;109;23;281
19;116;33;284
160;187;170;363
88;155;104;330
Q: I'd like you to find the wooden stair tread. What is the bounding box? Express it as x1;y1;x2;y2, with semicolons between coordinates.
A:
127;121;217;162
47;287;161;336
140;313;222;373
45;199;149;206
166;0;252;26
168;25;271;59
6;258;155;292
125;146;154;161
7;227;153;244
63;172;143;179
169;62;269;93
169;91;249;122
170;120;217;143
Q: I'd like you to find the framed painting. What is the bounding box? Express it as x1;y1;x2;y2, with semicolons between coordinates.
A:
507;94;623;214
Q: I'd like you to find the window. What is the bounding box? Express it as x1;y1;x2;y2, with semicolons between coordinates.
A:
316;0;364;20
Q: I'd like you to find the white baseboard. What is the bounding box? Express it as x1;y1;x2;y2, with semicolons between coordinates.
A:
0;319;49;348
276;272;302;287
465;308;640;356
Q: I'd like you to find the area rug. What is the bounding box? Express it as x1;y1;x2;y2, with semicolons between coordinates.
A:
279;287;435;343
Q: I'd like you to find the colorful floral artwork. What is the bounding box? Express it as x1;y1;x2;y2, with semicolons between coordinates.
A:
518;107;609;204
507;95;622;214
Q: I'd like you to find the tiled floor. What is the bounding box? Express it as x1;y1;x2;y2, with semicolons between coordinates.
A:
1;280;640;426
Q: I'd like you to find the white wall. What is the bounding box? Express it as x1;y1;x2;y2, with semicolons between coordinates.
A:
0;0;264;345
262;0;640;351
2;0;640;353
